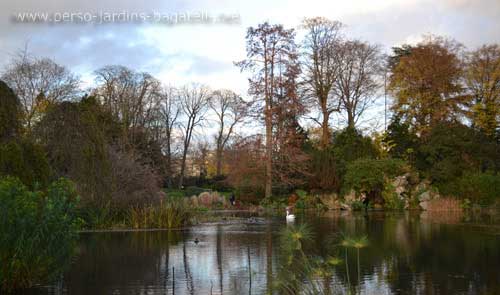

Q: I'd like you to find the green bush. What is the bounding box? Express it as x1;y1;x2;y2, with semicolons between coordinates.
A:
417;122;498;185
332;128;379;188
351;200;364;211
0;80;22;141
164;189;185;199
450;172;500;206
0;177;81;291
184;186;209;197
343;158;407;196
382;183;404;210
0;139;50;188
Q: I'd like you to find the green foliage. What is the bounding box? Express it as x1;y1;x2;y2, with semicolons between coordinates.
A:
417;122;498;185
344;158;407;196
445;172;500;206
333;128;379;183
0;177;81;291
350;200;364;211
184;186;209;197
0;80;22;141
382;183;404;210
35;99;114;205
384;116;419;162
164;189;185;199
260;195;288;209
0;139;50;188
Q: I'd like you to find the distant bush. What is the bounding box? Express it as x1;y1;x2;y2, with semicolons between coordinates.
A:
382;183;404;210
343;158;407;197
417;122;498;185
0;177;81;291
165;189;185;199
0;139;50;188
444;172;500;206
351;200;364;211
184;186;209;197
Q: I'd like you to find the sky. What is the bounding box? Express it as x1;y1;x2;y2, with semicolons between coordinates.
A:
0;0;500;130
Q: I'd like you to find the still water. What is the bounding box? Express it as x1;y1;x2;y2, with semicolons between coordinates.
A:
32;211;499;294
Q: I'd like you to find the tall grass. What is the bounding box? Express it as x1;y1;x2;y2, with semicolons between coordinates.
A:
127;199;191;229
0;177;81;291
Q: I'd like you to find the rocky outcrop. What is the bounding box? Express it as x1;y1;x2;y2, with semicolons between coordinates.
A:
186;191;228;208
389;175;440;210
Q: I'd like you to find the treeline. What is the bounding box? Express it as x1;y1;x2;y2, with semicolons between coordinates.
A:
0;17;499;212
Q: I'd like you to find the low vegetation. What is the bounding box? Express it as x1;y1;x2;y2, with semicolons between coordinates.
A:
0;177;81;291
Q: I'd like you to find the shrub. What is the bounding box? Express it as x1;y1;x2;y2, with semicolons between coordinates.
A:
451;172;500;206
165;189;185;199
343;158;407;197
351;200;364;211
382;183;404;210
333;128;379;184
184;186;209;197
0;80;22;141
0;139;50;188
0;177;81;291
417;122;498;185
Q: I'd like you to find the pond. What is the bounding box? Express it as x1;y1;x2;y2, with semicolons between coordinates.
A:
30;211;500;294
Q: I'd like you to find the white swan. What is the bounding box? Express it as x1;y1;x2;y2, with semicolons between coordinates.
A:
286;207;295;222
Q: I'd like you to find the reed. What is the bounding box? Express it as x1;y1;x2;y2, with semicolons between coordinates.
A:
127;199;191;229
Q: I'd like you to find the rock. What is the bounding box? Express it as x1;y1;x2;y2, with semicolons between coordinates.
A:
373;204;383;210
419;200;429;210
340;202;351;211
418;191;431;202
415;180;431;194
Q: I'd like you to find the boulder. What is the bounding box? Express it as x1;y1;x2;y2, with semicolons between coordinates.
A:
418;191;431;202
340;202;351;211
419;200;429;210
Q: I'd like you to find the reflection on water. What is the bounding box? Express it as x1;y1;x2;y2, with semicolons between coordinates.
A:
32;211;500;294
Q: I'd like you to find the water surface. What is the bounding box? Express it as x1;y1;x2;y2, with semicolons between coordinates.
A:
32;211;500;294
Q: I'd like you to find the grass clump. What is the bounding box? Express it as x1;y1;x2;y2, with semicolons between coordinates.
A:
0;177;81;291
127;198;191;229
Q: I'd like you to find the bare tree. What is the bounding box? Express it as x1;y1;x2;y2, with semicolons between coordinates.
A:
301;17;343;148
210;89;248;177
237;22;297;199
334;40;382;129
93;65;162;145
158;86;181;187
1;51;80;131
178;84;210;188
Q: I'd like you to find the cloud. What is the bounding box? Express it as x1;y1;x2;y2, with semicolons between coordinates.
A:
0;0;499;95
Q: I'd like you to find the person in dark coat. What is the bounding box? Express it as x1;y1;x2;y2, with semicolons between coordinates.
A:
229;193;236;206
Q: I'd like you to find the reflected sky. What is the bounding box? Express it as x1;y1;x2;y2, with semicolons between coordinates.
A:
31;211;500;295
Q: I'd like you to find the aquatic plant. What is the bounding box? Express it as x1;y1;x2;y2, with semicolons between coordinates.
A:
351;235;369;285
0;177;81;291
127;198;191;229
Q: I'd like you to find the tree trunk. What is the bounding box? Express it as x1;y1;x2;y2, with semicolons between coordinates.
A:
178;147;188;188
265;103;273;199
215;147;223;176
347;110;355;129
321;109;330;148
